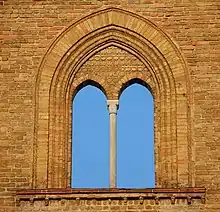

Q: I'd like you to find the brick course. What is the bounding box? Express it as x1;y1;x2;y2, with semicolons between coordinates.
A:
0;0;220;211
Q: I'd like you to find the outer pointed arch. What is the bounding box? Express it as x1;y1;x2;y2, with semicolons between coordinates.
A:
34;8;193;189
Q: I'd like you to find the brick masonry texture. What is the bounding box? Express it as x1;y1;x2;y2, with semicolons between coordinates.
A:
75;46;150;99
17;199;205;212
36;7;190;190
0;0;220;212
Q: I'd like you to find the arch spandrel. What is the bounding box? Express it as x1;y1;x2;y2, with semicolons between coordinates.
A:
72;46;152;99
38;8;188;90
34;8;193;189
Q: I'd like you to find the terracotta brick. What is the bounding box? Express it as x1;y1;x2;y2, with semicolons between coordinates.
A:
0;1;220;212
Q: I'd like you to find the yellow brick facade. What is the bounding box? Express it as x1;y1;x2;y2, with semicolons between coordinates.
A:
0;1;220;211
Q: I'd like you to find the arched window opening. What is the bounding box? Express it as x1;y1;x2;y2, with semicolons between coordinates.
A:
117;83;155;188
71;85;109;188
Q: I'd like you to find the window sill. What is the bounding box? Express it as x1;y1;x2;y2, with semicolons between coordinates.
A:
16;187;206;206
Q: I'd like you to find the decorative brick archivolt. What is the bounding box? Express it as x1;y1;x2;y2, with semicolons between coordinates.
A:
34;8;193;189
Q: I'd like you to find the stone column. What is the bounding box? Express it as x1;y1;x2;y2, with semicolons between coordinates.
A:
107;100;119;188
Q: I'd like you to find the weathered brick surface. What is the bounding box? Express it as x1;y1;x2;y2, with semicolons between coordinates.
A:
36;7;190;190
17;199;205;212
75;46;152;99
0;0;220;211
15;188;206;211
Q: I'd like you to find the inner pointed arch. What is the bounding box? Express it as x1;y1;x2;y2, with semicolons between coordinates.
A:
117;83;155;188
119;78;153;99
72;79;107;101
71;84;109;188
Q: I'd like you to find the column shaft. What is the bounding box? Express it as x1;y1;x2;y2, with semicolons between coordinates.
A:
107;100;119;188
109;112;116;188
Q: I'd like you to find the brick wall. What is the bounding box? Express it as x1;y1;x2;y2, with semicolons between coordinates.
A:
0;0;220;211
16;188;206;211
17;198;205;212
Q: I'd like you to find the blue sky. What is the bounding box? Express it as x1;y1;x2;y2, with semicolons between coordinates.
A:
71;83;154;188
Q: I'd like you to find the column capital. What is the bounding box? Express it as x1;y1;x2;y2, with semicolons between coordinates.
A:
107;100;119;114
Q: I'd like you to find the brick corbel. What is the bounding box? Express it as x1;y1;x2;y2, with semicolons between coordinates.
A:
16;187;206;206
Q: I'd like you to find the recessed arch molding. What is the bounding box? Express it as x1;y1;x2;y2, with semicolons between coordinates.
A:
33;8;193;189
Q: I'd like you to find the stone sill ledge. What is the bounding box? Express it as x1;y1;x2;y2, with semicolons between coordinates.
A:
16;188;206;206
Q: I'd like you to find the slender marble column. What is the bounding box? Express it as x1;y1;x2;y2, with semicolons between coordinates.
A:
107;100;119;188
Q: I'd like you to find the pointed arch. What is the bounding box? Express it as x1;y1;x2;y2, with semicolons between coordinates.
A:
119;78;153;99
72;79;107;101
117;82;155;188
71;84;108;188
33;8;193;189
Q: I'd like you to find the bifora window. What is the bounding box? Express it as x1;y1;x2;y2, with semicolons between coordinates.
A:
71;82;154;188
34;8;191;189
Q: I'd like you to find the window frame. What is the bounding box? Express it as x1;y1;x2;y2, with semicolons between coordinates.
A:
33;8;192;189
